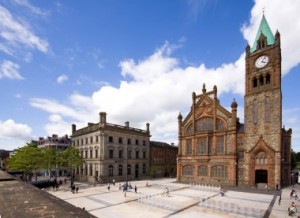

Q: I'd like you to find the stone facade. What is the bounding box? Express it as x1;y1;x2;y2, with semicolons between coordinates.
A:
149;141;178;178
71;112;150;183
177;15;292;189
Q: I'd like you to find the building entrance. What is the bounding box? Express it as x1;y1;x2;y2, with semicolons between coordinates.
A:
255;169;268;183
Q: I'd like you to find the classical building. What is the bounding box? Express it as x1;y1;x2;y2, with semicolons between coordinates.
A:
149;141;178;178
33;134;72;177
177;15;292;189
71;112;151;183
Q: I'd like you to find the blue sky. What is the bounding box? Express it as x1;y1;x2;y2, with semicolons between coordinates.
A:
0;0;299;151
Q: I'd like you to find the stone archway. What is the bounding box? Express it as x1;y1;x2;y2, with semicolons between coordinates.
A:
248;137;275;188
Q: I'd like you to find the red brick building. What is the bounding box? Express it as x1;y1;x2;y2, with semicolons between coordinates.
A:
149;141;177;178
177;15;292;189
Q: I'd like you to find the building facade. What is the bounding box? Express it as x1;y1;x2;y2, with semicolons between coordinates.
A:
71;112;151;183
177;15;292;189
149;141;178;178
33;134;72;177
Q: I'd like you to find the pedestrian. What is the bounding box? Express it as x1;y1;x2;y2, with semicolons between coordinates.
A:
108;183;110;191
288;202;297;216
119;183;121;190
220;188;225;196
76;186;79;193
71;185;75;194
265;184;268;192
113;179;115;186
134;185;137;193
278;196;281;205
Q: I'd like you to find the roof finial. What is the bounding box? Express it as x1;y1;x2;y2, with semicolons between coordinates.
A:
262;7;265;15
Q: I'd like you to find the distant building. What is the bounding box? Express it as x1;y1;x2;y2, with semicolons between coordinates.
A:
0;149;11;170
71;112;151;183
149;141;177;178
177;15;292;189
33;134;72;177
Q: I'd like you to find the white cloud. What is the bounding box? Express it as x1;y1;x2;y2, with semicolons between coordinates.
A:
0;60;24;80
12;0;49;17
0;5;49;54
28;0;300;149
57;74;68;84
0;119;32;140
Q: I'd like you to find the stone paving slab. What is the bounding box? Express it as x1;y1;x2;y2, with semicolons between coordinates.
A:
47;178;300;218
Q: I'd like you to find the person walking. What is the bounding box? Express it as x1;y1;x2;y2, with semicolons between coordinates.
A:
107;183;110;191
134;185;137;193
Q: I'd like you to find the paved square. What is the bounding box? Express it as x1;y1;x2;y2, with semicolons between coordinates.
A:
47;178;299;218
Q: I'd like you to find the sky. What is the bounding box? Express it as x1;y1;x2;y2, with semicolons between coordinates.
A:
0;0;299;151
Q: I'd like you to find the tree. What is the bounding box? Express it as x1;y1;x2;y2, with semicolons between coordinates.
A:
60;146;84;186
291;150;297;170
7;143;45;181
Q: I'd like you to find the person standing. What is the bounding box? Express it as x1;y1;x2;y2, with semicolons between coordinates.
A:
107;183;110;191
134;185;137;193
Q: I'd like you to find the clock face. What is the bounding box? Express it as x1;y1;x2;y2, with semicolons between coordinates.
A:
255;55;269;68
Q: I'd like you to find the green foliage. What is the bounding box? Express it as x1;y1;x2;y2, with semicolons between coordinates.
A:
7;143;44;174
60;146;84;169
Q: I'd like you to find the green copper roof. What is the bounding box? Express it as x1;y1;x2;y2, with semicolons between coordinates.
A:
250;15;275;53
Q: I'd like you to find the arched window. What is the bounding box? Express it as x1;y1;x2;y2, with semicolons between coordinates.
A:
253;99;258;124
216;119;225;130
108;165;114;177
253;78;258;88
265;97;270;122
259;75;264;86
266;73;271;84
195;117;213;132
198;165;208;176
186;139;192;155
216;136;225;154
211;165;228;178
186;124;193;135
182;165;194;176
196;137;206;155
118;165;123;176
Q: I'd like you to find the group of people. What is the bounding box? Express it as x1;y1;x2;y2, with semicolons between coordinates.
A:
71;185;79;194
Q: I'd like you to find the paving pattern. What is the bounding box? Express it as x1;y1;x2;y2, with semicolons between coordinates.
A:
47;178;300;218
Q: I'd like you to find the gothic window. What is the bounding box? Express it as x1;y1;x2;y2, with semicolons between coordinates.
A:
253;78;258;88
211;165;228;178
198;165;208;176
118;165;123;176
186;124;193;135
255;152;267;164
207;136;212;154
186;139;192;155
253;100;258;124
195;117;213;132
182;165;194;176
108;165;114;177
265;97;270;122
216;119;225;130
196;137;206;155
259;75;264;86
216;136;225;154
266;73;271;84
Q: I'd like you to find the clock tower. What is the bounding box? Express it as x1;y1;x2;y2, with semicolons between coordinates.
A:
243;15;284;188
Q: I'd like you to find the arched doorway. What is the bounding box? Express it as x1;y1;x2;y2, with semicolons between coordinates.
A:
255;169;268;183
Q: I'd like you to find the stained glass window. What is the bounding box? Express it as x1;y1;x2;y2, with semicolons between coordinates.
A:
196;137;206;155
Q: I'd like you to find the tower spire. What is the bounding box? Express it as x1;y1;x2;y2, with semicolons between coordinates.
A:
250;14;275;53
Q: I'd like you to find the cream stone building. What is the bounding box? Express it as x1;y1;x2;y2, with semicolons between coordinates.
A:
177;15;292;189
71;112;151;183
